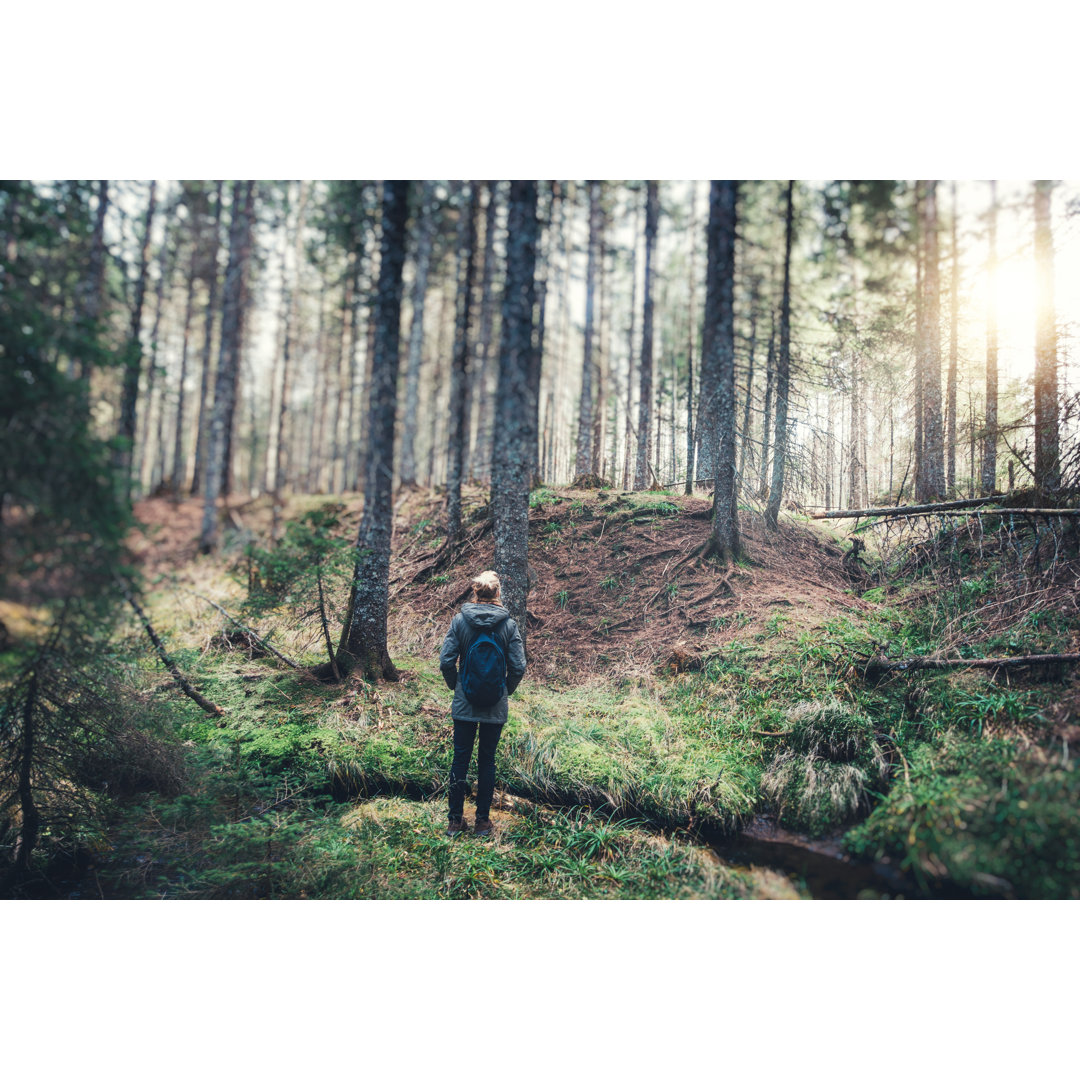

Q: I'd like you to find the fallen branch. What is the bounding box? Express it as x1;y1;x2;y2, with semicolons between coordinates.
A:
182;589;301;669
864;652;1080;676
811;497;1003;520
122;587;224;716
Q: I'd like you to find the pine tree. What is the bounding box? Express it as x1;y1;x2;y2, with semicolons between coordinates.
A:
916;180;945;500
492;181;539;639
634;181;659;490
116;181;157;501
446;182;480;545
766;181;795;531
1033;179;1061;493
199;180;256;553
400;181;438;488
337;181;410;680
981;180;999;495
703;180;740;559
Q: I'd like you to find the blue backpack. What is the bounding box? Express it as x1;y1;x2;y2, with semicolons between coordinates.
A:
460;627;507;708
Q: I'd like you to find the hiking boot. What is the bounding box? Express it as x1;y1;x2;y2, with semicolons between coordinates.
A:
446;816;469;838
474;817;493;838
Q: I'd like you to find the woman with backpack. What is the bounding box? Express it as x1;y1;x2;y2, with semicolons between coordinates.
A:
439;571;527;838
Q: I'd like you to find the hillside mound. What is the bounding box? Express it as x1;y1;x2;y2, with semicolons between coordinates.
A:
387;487;865;682
128;487;865;684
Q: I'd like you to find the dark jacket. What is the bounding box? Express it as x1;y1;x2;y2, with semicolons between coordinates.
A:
439;602;526;724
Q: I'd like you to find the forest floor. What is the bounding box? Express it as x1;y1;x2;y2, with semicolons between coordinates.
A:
85;483;1080;899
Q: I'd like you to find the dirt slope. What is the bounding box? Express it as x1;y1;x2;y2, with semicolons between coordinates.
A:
130;487;867;683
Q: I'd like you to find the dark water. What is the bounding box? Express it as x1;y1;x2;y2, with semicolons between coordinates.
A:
702;816;970;900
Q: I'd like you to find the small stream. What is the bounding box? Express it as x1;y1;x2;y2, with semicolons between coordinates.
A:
701;816;915;899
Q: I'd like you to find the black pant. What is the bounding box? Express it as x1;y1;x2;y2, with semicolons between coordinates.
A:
448;720;503;821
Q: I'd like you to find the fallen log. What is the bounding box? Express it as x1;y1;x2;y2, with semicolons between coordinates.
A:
864;652;1080;676
122;588;224;716
811;497;1002;520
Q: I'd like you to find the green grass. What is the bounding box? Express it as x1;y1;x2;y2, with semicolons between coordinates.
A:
82;506;1080;900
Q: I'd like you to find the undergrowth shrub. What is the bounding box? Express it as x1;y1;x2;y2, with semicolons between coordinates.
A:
761;700;889;836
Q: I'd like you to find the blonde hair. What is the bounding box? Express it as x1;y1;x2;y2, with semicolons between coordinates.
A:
471;570;501;603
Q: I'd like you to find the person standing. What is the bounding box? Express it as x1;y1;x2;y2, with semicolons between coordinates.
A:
439;571;526;837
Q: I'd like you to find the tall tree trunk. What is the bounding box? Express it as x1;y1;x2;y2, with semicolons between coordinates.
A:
766;181;795;531
914;181;925;497
338;181;410;681
946;181;959;494
330;252;357;494
576;180;601;479
981;180;999;495
171;222;201;492
847;347;862;509
917;180;944;500
199;180;255;553
140;217;176;495
592;200;609;478
271;181;310;538
634;181;659;490
400;180;437;487
446;183;479;545
684;182;698;494
739;291;757;490
530;183;551;487
758;309;776;498
471;181;500;484
622;190;640;490
704;180;740;558
190;180;224;496
492;181;539;642
77;179;109;381
1033;180;1060;493
116;180;157;501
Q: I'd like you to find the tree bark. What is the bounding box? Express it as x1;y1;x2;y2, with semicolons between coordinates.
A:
758;308;776;499
531;183;551;487
190;180;224;496
739;288;757;492
446;183;479;545
981;180;999;495
946;181;959;495
622;189;640;491
470;181;500;485
338;181;410;681
492;181;539;642
199;180;255;553
171;210;202;492
684;182;698;495
634;181;659;490
576;180;601;479
766;181;795;530
116;180;157;502
916;180;945;501
271;180;310;539
400;180;437;487
1033;180;1060;493
704;180;740;559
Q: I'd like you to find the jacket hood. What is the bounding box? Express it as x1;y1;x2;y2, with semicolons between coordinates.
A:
461;602;510;628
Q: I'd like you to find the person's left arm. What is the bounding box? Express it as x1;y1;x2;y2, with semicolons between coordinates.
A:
505;619;527;695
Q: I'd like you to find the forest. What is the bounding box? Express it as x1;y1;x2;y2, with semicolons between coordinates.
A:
2;176;1078;901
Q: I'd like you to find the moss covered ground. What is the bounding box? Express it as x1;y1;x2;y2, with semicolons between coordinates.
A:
33;490;1078;900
